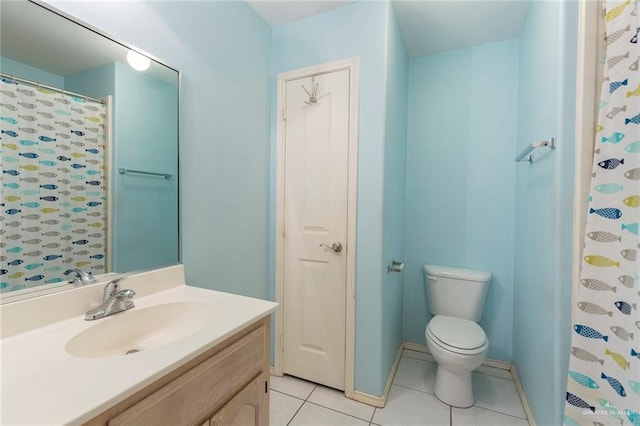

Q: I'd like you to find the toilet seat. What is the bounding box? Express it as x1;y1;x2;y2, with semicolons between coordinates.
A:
427;315;487;355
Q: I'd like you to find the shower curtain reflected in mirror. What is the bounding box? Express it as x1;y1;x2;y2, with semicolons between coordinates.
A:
564;1;639;425
1;75;108;292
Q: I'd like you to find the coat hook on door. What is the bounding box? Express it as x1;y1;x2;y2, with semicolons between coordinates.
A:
302;80;320;104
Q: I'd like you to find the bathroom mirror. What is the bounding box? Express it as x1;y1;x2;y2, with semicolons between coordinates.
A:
0;0;180;301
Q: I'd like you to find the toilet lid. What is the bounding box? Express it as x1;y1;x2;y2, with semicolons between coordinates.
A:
428;315;487;350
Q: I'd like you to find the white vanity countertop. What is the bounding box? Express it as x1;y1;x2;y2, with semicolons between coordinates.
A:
0;266;278;425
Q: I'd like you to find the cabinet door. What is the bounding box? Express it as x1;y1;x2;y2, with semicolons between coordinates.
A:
210;375;268;426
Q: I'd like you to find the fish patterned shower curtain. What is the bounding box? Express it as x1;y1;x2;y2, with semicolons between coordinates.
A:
0;76;107;292
564;1;640;425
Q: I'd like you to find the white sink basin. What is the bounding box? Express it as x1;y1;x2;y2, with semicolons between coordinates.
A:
65;302;215;358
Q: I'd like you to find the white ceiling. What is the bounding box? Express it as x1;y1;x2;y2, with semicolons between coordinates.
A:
247;0;531;58
0;1;176;84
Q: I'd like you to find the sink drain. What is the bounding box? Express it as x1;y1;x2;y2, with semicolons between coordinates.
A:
125;348;141;355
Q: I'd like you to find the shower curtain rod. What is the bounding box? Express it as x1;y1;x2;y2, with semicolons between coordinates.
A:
0;72;105;105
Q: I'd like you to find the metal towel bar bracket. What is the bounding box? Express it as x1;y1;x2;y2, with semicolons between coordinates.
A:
515;137;556;163
119;168;172;179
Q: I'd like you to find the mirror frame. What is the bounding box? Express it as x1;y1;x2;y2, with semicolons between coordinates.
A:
1;0;182;304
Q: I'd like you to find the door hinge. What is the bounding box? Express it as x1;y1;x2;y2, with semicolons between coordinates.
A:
281;224;286;238
265;380;268;394
282;107;287;121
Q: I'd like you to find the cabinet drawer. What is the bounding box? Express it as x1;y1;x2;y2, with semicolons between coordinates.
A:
108;324;265;426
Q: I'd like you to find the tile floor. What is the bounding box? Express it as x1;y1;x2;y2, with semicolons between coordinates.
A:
270;349;530;426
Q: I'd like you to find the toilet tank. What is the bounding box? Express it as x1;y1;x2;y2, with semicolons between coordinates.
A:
424;265;492;321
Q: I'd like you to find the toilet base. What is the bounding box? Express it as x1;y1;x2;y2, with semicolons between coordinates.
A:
434;365;474;408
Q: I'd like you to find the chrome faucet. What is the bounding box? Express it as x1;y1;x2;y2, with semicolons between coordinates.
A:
72;268;96;286
85;277;135;320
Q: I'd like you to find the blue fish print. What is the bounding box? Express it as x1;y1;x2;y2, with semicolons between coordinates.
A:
72;240;89;245
590;207;623;219
601;372;626;397
4;183;20;189
568;371;599;389
625;113;640;125
38;136;56;142
72;207;87;213
18;139;38;146
602;132;625;143
615;301;636;315
39;196;58;202
24;275;44;282
70;163;86;169
598;158;625;169
3;170;20;176
18;152;38;159
1;130;18;137
86;170;100;176
20;202;40;208
0;116;18;124
87;201;102;207
57;156;71;161
622;223;639;235
43;254;62;261
610;79;628;93
574;324;609;341
24;263;43;270
632;349;640;360
39;184;58;190
86;180;101;186
623;136;639;152
85;148;99;154
7;259;23;266
626;411;640;426
566;392;595;412
70;130;85;136
7;247;23;253
0;269;7;276
90;254;105;260
5;208;21;215
38;160;56;167
44;278;65;284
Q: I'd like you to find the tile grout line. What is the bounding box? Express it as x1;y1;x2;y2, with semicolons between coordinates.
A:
303;400;375;424
285;384;317;426
469;403;529;421
391;382;437;397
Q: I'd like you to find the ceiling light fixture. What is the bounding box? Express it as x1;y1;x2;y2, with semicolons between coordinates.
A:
126;50;150;71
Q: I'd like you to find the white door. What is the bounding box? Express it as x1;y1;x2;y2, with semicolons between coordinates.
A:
282;69;350;390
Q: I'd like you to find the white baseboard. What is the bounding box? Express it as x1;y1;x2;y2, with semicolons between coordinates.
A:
351;344;403;408
510;364;536;426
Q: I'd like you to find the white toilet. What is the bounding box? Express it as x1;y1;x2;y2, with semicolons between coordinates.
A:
424;265;491;408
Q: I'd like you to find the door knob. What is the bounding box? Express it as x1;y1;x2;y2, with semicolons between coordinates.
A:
320;242;343;253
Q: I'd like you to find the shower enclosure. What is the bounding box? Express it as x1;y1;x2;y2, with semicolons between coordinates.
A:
1;74;109;292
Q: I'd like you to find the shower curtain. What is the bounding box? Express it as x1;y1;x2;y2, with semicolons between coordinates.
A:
0;76;107;292
564;1;639;425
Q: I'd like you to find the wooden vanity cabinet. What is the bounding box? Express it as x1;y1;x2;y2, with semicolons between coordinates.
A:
84;317;270;426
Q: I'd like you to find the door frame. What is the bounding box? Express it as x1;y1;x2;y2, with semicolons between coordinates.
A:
273;57;359;398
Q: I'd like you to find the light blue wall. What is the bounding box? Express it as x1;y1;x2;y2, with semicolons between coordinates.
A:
271;1;399;396
382;1;409;392
111;63;179;272
49;1;272;298
0;56;64;87
513;1;577;424
403;39;519;362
